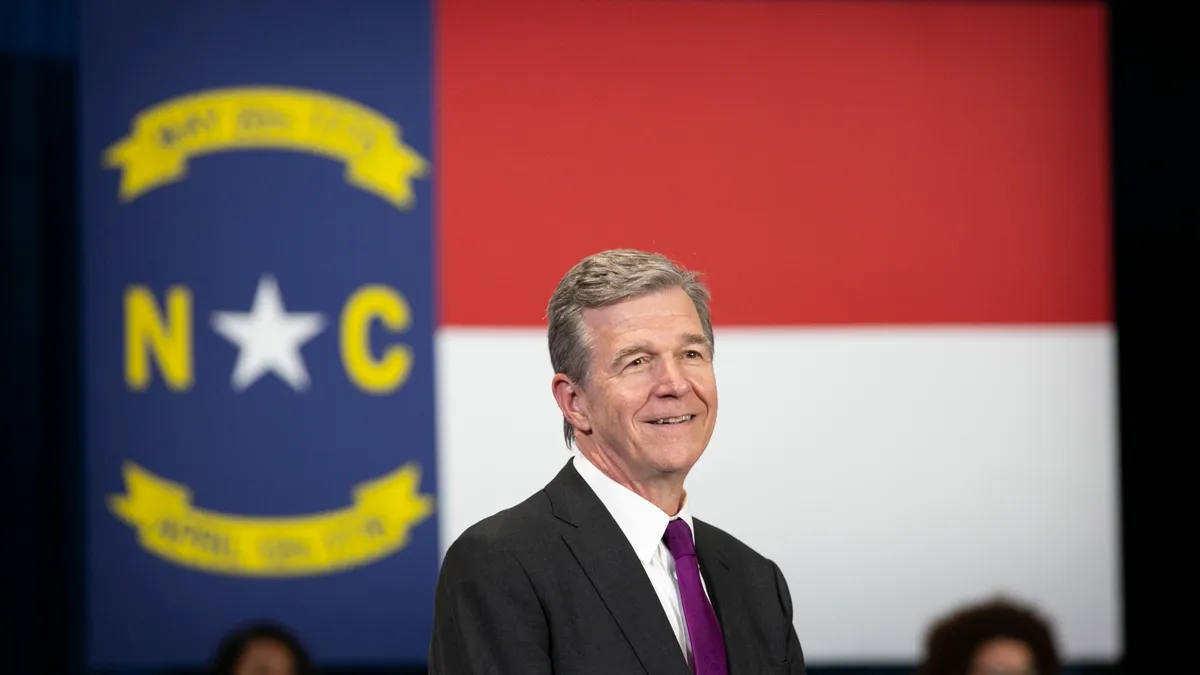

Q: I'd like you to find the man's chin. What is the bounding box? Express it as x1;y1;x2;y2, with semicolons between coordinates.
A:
647;446;706;476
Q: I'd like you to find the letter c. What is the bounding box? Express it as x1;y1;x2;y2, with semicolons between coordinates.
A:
340;285;413;394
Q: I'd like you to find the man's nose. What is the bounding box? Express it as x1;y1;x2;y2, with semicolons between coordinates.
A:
653;358;692;397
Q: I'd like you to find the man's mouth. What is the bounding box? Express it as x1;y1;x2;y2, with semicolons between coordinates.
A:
649;415;694;425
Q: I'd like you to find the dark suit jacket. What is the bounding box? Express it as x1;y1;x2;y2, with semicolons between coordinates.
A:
429;460;805;674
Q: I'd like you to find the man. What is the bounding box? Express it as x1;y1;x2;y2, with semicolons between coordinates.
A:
429;249;805;675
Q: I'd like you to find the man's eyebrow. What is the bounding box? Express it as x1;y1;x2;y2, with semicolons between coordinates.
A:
609;334;711;368
610;343;651;368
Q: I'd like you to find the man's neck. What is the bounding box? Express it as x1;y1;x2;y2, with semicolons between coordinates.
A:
577;446;686;516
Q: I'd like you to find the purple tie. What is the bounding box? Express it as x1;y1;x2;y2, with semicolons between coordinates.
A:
663;518;729;675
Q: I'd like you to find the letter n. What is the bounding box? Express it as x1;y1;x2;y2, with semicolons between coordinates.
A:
125;285;193;391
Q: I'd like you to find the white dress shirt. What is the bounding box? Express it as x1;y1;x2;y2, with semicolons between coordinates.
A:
571;449;714;665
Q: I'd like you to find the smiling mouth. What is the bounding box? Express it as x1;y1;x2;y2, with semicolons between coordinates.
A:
649;415;694;425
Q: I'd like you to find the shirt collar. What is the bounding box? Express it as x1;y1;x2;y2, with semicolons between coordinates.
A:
571;449;696;565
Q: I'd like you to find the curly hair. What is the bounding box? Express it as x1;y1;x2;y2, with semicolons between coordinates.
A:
919;597;1061;675
208;620;316;675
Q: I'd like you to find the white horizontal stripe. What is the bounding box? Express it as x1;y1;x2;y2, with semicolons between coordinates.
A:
434;327;1120;663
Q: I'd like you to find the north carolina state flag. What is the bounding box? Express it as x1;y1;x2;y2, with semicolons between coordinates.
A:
434;0;1117;663
82;0;1115;667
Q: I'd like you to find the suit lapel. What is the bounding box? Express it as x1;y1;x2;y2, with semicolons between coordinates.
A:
546;462;692;675
695;520;756;675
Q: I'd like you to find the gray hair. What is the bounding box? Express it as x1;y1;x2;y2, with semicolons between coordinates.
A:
546;249;713;448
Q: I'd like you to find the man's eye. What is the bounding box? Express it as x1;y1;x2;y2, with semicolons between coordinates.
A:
628;357;647;367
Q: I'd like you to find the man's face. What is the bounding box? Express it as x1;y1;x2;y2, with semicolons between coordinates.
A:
572;286;718;482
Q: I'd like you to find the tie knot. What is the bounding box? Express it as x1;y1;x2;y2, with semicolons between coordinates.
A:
663;518;696;559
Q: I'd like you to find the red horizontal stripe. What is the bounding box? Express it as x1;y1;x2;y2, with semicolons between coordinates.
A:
436;0;1110;326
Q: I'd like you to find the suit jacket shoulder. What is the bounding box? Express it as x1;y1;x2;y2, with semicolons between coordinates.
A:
431;489;563;675
443;489;558;561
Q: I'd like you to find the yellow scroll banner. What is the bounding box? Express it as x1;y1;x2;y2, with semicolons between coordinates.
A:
108;461;434;577
103;86;429;209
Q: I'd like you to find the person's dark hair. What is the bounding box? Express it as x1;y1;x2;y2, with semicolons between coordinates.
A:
919;597;1061;675
208;620;316;675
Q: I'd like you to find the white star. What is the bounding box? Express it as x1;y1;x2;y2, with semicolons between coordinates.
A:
211;274;327;392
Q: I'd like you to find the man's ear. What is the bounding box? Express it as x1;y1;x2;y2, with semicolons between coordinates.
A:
551;374;592;435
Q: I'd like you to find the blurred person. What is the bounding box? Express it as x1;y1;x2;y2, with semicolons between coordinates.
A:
920;596;1062;675
429;249;805;674
208;620;315;675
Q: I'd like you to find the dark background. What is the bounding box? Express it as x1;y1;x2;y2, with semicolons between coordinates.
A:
1;1;1193;673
